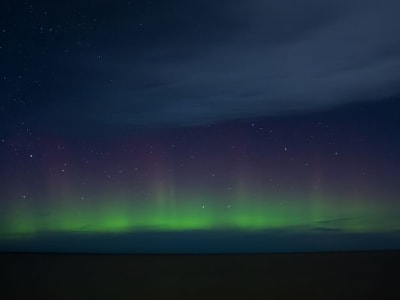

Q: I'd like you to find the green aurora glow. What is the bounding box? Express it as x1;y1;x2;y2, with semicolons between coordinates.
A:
1;191;399;239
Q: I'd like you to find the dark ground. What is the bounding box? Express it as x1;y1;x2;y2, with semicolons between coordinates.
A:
1;251;399;299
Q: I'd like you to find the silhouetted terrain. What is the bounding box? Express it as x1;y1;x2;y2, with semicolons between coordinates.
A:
1;251;399;299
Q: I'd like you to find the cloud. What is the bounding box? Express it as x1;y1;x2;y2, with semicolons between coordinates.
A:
29;0;400;129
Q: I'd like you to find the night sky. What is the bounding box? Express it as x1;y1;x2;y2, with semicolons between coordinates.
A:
1;0;400;253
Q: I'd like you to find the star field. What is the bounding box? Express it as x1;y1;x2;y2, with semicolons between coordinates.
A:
1;0;400;252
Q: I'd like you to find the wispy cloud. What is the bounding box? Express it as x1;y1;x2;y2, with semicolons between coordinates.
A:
27;0;400;128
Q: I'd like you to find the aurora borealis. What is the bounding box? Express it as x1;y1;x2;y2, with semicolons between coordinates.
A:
1;0;400;252
1;99;400;253
2;193;399;236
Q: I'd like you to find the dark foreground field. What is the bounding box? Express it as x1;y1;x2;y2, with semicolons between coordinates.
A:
1;251;399;300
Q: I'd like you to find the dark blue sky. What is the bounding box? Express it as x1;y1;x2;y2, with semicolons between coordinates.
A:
2;0;400;131
1;0;400;253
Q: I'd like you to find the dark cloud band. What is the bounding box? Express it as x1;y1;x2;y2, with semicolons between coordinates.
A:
18;0;400;128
